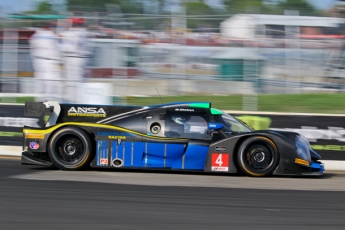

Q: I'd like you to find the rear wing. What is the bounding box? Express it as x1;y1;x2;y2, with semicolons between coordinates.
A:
24;101;61;127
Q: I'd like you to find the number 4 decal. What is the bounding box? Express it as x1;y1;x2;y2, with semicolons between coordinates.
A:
215;154;223;166
211;153;229;171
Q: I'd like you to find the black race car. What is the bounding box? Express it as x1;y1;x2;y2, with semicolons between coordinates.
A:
22;101;324;177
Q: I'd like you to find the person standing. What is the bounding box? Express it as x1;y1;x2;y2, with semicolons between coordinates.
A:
29;22;63;102
60;18;93;103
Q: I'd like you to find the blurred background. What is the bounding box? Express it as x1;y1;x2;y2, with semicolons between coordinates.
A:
1;0;345;113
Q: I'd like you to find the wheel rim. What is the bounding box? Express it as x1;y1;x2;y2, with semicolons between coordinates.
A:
244;144;274;172
55;135;85;165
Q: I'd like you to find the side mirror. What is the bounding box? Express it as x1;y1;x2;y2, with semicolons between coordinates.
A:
208;122;223;130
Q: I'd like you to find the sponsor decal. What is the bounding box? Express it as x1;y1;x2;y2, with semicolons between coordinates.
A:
97;132;132;136
215;146;226;152
26;133;44;139
208;122;223;129
108;136;126;140
67;107;106;117
100;158;108;165
29;141;39;150
211;153;229;171
175;108;194;112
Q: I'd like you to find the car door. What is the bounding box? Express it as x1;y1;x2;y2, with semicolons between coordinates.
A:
144;108;212;170
142;108;188;168
165;109;212;170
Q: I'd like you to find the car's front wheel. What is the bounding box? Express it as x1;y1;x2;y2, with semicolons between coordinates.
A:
237;136;279;177
48;127;93;170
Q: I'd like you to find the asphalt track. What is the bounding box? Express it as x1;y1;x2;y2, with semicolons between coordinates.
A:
1;157;345;230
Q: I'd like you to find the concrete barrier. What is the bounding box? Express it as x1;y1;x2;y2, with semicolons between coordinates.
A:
0;146;22;156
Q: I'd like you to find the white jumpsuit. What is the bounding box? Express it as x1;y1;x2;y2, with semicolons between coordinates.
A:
29;29;62;102
60;28;92;103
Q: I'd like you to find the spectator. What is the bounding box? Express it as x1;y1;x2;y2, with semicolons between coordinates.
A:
29;21;62;102
60;17;93;103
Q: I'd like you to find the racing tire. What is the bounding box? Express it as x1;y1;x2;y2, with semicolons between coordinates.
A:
48;127;93;170
237;136;279;177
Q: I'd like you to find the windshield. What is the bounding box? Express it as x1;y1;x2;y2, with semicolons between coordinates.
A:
214;112;253;134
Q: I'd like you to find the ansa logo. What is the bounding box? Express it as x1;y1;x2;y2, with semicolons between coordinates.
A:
68;107;106;117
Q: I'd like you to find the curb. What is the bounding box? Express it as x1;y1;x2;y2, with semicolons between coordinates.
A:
0;145;344;171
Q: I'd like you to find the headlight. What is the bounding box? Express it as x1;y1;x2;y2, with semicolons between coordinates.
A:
295;134;311;166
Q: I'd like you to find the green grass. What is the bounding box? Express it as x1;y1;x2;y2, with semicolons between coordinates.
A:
1;93;345;114
124;95;244;110
257;94;345;114
124;93;345;114
0;97;35;104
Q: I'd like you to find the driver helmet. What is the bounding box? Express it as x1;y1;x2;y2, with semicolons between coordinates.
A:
172;115;188;124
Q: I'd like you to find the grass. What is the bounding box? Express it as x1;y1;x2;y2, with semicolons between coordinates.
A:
0;97;35;104
256;94;345;114
1;93;345;114
124;93;345;114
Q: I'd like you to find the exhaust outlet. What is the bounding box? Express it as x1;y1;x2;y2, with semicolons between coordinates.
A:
112;158;123;167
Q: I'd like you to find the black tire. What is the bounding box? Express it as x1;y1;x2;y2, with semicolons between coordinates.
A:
237;136;279;177
48;127;93;170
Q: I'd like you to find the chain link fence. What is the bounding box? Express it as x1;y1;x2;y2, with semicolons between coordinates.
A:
1;8;345;112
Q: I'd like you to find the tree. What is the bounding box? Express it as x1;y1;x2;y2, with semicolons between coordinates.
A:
66;0;154;29
157;0;165;14
277;0;318;16
223;0;319;16
184;1;222;30
223;0;265;14
24;0;56;14
36;1;54;13
67;0;144;13
119;0;144;14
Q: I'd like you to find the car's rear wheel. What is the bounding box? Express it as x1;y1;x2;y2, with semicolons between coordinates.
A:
48;127;92;170
237;136;279;177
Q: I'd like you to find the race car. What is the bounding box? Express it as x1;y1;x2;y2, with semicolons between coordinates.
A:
22;101;324;177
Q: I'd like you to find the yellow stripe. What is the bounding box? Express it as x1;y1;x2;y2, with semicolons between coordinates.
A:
23;122;187;141
295;158;310;167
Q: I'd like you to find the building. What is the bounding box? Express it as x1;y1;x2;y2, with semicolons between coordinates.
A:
220;14;345;40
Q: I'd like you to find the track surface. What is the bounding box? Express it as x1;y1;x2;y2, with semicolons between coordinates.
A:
1;157;345;230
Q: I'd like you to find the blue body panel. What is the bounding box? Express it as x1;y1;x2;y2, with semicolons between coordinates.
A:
310;162;324;173
126;142;145;167
146;142;166;167
182;145;208;170
123;142;134;167
95;140;208;170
